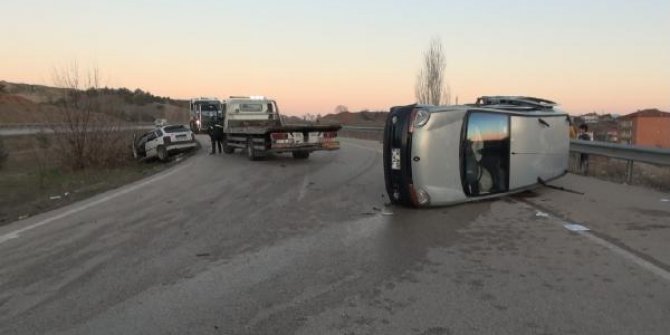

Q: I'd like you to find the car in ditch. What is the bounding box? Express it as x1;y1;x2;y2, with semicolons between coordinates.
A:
383;96;570;207
132;125;198;161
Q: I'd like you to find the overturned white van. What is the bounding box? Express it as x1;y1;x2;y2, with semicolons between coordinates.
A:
383;96;570;207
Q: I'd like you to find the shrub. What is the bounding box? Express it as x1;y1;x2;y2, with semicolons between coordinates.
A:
0;137;9;170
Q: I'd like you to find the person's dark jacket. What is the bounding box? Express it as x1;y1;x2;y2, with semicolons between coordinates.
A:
578;133;591;141
213;124;224;140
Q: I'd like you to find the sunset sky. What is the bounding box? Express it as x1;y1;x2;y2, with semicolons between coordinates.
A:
2;0;669;116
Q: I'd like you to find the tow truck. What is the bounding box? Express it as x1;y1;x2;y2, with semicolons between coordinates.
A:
220;96;341;160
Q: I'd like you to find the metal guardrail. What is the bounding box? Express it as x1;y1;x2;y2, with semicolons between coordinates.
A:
569;140;670;183
0;122;155;128
0;124;155;136
341;125;670;183
569;140;670;166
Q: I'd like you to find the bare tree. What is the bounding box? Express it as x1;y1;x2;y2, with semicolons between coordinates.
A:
415;38;451;106
334;105;349;114
0;136;8;170
49;61;127;170
49;61;96;169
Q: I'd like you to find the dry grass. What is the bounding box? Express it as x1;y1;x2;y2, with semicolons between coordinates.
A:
570;154;670;192
0;134;180;226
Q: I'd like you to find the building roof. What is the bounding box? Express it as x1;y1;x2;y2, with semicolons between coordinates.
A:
620;109;670;119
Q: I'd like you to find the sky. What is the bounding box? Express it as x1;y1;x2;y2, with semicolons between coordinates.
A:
2;0;669;116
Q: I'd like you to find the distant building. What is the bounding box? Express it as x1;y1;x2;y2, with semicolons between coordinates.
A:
618;109;670;148
581;113;600;124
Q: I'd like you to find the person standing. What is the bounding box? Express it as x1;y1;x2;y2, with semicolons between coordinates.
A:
207;120;220;155
213;117;224;154
577;124;591;174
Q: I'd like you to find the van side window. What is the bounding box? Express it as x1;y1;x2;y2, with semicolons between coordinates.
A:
462;112;510;196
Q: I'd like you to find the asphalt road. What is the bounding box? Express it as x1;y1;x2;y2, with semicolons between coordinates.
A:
1;136;669;335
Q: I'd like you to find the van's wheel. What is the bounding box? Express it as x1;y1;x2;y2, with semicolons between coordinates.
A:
223;137;234;154
247;138;259;161
292;151;310;160
157;146;169;161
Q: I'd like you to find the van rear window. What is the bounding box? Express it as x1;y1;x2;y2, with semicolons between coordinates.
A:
164;125;188;133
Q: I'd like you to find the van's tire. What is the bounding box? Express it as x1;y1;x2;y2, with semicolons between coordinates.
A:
223;137;234;154
247;138;259;161
157;146;169;162
292;151;310;160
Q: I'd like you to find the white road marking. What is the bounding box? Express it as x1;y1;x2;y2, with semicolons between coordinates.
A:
579;231;670;282
564;223;590;232
517;200;670;283
0;162;191;245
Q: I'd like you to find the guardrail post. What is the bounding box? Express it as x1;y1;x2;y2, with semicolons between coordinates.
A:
626;160;634;184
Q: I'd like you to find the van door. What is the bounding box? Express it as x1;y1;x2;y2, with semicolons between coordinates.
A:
509;115;569;189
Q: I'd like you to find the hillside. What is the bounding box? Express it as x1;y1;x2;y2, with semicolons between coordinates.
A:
0;80;188;124
319;110;388;126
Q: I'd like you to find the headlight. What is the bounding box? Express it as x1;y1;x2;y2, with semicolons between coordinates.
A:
415;187;431;206
196;120;201;125
413;109;430;128
409;184;431;207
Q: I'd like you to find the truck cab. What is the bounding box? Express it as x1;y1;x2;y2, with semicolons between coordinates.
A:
223;96;281;131
189;97;222;133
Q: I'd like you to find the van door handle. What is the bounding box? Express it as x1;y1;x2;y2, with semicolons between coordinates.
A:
538;118;550;127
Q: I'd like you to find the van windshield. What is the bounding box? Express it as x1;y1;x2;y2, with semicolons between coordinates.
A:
462;112;510;196
163;125;189;133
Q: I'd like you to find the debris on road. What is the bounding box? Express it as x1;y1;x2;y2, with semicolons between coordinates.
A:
563;223;590;232
535;211;550;218
49;195;62;200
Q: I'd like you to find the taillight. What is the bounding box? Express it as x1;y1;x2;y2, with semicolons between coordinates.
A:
271;133;289;140
163;136;171;144
324;132;337;138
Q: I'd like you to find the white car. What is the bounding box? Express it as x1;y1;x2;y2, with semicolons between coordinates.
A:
132;125;198;161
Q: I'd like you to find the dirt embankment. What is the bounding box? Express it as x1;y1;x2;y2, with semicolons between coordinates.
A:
0;80;188;125
0;94;44;124
320;110;388;126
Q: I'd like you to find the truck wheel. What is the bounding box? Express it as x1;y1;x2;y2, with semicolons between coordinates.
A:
157;146;169;162
247;138;259;161
223;137;234;154
292;151;310;160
